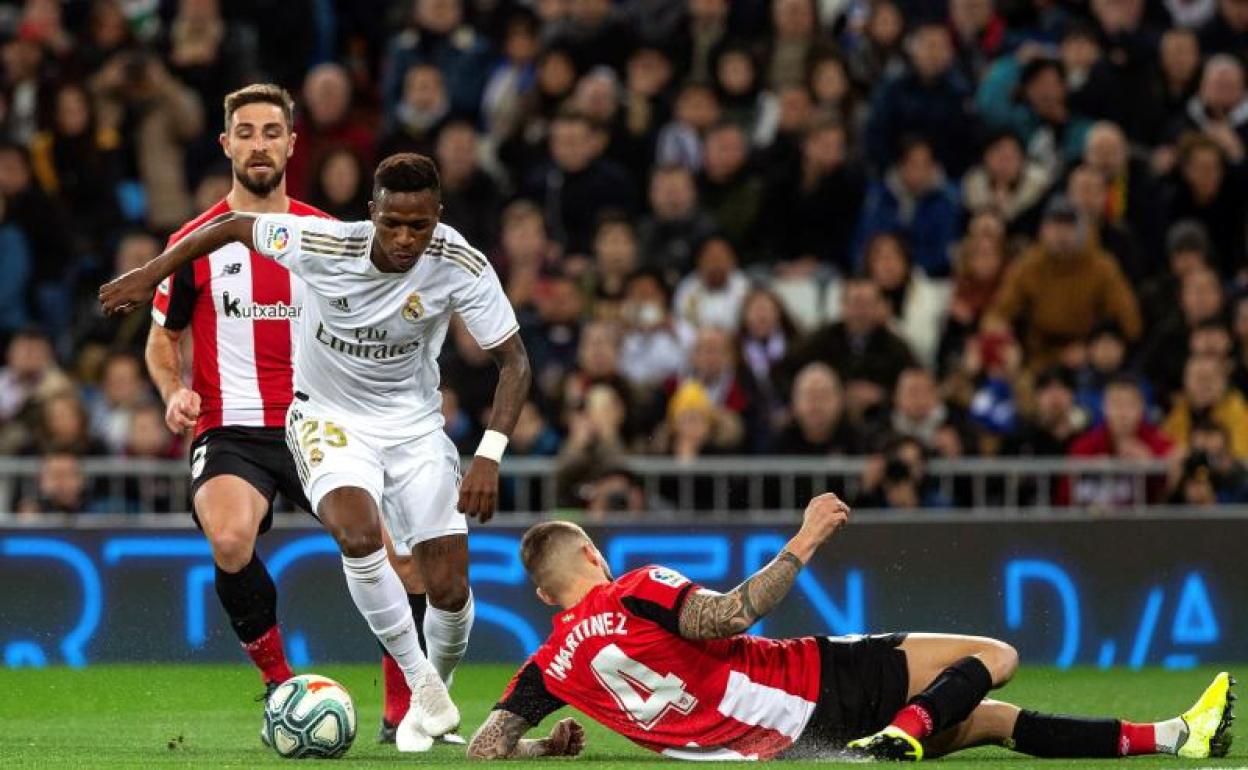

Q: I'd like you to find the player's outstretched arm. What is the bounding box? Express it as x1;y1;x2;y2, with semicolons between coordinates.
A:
466;710;585;760
458;332;532;523
677;493;850;640
99;212;258;314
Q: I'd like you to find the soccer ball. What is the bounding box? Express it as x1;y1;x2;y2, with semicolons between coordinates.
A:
263;674;357;759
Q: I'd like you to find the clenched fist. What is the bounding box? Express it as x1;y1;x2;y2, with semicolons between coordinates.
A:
788;493;850;563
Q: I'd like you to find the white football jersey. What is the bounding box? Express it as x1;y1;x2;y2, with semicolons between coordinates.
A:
251;214;518;436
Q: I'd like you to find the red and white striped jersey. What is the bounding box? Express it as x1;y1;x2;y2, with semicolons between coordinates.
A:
151;198;330;438
496;566;823;761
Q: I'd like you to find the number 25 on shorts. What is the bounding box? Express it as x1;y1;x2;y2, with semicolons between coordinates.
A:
297;419;348;450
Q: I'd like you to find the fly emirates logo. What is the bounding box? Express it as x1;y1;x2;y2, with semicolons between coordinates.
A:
545;612;629;681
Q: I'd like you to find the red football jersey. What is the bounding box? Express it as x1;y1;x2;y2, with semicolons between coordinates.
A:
150;198;330;438
496;566;823;760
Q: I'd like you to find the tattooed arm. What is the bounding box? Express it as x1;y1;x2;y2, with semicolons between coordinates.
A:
677;493;850;640
466;710;585;760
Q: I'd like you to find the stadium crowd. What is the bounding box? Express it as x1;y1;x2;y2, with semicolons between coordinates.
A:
0;0;1247;515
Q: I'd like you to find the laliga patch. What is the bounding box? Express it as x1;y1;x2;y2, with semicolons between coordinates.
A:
190;446;207;479
648;567;688;589
265;223;292;254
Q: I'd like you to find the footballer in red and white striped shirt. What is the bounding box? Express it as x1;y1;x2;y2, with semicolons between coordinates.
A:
469;494;1234;763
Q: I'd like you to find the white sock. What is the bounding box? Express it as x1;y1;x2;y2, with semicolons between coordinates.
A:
424;590;475;684
341;549;430;690
1154;716;1187;754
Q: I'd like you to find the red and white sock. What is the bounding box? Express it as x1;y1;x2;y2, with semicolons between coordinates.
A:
889;704;935;741
1119;718;1185;755
242;625;294;685
382;652;411;726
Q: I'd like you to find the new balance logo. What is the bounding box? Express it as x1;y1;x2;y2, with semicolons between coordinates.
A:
330;297;350;312
221;291;301;320
223;263;242;275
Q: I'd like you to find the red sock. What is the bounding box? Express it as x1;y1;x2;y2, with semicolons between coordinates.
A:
382;652;411;726
242;625;294;685
1118;721;1157;755
890;704;935;740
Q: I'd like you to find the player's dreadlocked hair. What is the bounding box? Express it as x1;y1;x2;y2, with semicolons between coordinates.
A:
520;520;592;591
223;84;294;131
373;153;441;199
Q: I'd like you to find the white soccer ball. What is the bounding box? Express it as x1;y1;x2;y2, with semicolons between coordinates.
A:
263;674;357;759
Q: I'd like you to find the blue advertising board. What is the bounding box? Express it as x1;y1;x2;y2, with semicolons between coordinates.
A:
1;518;1243;669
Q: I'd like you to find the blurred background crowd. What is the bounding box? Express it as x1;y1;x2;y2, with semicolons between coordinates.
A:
0;0;1247;515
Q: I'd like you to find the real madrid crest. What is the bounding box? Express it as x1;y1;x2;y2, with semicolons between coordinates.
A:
401;292;424;323
309;447;324;467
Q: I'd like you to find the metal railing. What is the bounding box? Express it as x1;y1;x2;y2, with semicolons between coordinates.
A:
0;455;1179;516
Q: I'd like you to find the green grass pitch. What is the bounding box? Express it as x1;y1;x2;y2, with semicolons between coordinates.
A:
0;664;1240;768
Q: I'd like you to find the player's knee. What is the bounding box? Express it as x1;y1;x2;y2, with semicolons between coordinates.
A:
209;528;255;573
981;640;1019;685
426;575;470;611
329;525;383;558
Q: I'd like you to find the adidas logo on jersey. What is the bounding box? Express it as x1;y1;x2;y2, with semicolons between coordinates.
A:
221;291;301;320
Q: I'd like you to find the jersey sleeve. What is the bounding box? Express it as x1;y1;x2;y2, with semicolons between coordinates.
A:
494;660;566;725
617;566;701;635
251;213;373;275
151;262;196;330
445;237;519;349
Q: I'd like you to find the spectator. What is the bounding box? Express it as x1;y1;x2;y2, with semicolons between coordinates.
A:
986;195;1142;370
698;123;765;252
1141;265;1225;401
861;232;951;367
764;120;866;273
560;320;629;418
2;35;45;145
496;45;577;178
1198;0;1248;55
1231;296;1248;394
521;274;585;407
78;0;133;75
556;381;632;506
769;362;857;454
166;0;256;116
0;329;71;441
764;0;834;90
381;0;494;119
583;467;654;519
29;392;107;456
781;278;918;419
618;45;675;176
654;379;743;460
86;351;150;454
949;0;1012;83
655;82;722;171
855;434;949;509
960;328;1026;442
618;269;687;388
1168;419;1248;504
437;317;496;431
853;137;961;277
1005;367;1088;456
1162;353;1248;458
673;235;750;332
677;0;731;84
1152;27;1202;145
494;199;558;311
546;0;637;73
1068;375;1174;507
0;195;32;344
379;63;451;161
525;110;636;256
807;54;868;144
738;287;799;428
843;0;908;89
440;384;476;454
1067;163;1147;283
938;212;1009;375
29;81;123;251
287;63;373;200
510;401;562;458
711;43;777;147
680;326;755;421
636;164;718;279
481;10;541;146
1082;121;1165;266
586;213;639;320
71;231;161;370
888;366;970;456
961;131;1052;235
976;53;1092;173
1085;0;1164;143
1163;134;1248;280
1138;220;1214;331
435;120;504;252
866;22;980;176
1073;322;1140;425
89;50;205;230
760;83;817;181
15;453;95;516
308;147;370;221
124;401;179;459
1164;54;1248;160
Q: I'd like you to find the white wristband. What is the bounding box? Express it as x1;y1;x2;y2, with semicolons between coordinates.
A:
475;430;508;463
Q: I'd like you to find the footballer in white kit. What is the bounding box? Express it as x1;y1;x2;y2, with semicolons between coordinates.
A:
101;153;534;753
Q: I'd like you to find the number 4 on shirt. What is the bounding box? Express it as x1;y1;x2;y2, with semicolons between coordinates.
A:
590;644;698;730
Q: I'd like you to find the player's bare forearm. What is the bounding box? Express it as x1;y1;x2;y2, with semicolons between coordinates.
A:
677;551;804;640
100;213;256;314
467;710;584;760
484;332;532;436
145;323;185;403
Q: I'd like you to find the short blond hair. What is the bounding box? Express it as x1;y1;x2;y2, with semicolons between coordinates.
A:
520;520;591;591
